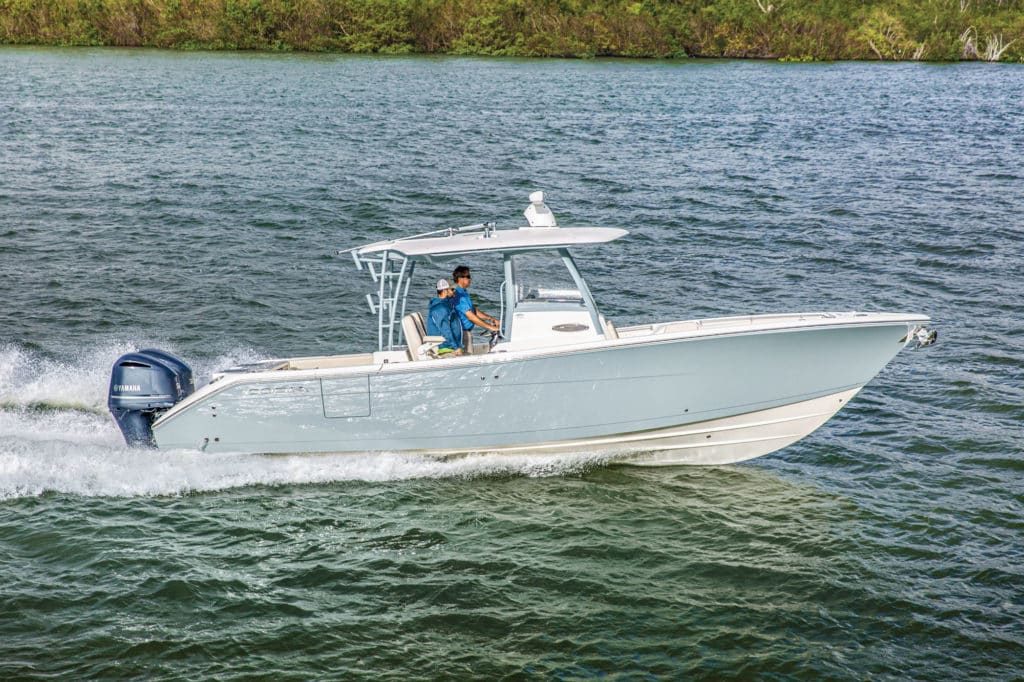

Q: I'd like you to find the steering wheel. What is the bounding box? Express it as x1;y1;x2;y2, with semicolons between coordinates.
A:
478;328;504;349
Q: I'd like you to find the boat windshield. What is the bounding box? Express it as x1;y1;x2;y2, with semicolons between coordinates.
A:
512;252;583;304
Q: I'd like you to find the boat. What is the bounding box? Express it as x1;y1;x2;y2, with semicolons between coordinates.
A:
107;192;936;465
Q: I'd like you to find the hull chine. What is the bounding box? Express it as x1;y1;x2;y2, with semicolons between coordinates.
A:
414;387;862;466
612;387;861;465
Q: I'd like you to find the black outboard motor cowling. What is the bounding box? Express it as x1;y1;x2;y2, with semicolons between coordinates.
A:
108;349;194;447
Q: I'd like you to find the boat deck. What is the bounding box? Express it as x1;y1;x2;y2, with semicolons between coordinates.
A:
211;311;923;380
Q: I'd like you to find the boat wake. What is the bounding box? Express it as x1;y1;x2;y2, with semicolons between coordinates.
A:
0;343;609;500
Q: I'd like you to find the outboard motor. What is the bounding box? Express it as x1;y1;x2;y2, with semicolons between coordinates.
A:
108;349;194;447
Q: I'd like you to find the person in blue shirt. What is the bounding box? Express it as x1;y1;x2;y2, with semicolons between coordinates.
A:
451;266;500;348
426;279;464;356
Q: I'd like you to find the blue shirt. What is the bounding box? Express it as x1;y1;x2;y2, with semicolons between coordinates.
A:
452;286;475;331
427;297;463;351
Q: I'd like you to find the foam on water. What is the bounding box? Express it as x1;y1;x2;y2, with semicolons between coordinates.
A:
0;340;271;415
0;343;609;500
0;341;128;413
2;52;1023;679
0;444;612;500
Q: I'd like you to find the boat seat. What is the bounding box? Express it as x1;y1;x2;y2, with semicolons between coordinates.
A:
402;313;446;361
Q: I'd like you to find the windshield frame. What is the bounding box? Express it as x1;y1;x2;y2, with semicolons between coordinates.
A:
502;248;602;341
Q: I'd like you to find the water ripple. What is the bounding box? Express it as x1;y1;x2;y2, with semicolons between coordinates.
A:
0;49;1022;678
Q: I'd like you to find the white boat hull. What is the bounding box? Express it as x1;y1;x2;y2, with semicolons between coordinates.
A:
107;193;934;467
147;313;924;465
409;387;860;465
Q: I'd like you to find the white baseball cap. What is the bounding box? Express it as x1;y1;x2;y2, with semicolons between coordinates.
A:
436;279;451;291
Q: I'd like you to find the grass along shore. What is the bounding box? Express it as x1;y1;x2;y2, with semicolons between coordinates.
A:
2;0;1023;61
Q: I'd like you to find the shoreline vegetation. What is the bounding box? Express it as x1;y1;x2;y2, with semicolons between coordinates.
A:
2;0;1023;62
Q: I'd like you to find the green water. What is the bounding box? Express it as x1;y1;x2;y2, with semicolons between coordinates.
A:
1;48;1022;678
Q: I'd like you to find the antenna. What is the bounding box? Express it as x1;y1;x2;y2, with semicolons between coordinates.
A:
524;191;557;228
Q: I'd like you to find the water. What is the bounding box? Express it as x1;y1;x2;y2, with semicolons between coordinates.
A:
1;48;1022;678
